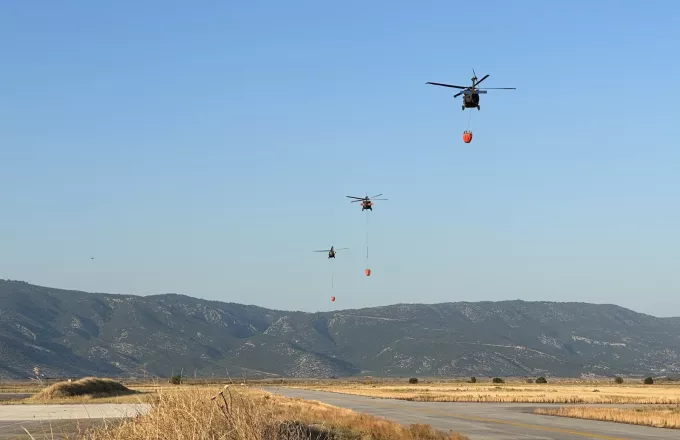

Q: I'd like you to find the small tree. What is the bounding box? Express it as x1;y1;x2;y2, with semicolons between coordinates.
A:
469;376;476;383
169;375;182;385
644;377;654;385
535;376;547;384
614;376;623;384
492;377;504;384
409;377;418;384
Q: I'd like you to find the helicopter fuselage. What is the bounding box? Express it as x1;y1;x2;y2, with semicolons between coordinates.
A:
361;201;373;211
462;92;480;110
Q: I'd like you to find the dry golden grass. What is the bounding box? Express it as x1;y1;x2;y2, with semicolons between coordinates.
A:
286;381;680;404
40;386;471;440
534;405;680;429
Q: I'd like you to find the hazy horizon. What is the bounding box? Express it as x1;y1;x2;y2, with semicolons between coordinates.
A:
2;1;679;317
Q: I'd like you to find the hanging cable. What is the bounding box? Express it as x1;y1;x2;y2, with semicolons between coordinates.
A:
365;209;369;266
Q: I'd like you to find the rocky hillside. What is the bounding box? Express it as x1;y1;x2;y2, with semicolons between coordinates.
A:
1;280;679;379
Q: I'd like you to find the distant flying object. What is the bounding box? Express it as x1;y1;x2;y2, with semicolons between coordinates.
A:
426;69;515;111
314;245;348;259
346;193;387;211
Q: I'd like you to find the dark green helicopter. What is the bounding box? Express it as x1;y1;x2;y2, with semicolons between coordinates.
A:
427;69;515;111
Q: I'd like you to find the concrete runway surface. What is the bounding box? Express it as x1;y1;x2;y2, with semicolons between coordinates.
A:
0;403;150;440
263;387;678;440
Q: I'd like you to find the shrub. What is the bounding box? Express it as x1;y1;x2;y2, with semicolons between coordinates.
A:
526;378;534;383
644;377;654;385
469;376;476;383
614;376;623;384
169;375;182;385
535;376;547;384
33;377;134;399
408;377;418;384
492;377;504;384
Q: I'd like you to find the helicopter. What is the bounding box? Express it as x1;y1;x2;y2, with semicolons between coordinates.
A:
426;69;515;111
314;245;348;259
346;193;387;211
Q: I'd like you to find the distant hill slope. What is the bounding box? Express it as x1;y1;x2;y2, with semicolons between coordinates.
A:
1;279;679;380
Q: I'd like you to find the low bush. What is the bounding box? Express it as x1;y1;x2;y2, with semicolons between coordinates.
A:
33;377;135;400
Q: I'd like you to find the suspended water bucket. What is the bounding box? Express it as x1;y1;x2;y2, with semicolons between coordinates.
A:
462;130;473;143
330;296;335;302
365;268;371;276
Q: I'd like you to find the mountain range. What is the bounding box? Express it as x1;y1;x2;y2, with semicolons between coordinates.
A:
1;279;679;380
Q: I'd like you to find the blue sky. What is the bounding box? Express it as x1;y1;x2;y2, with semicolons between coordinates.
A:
1;1;679;316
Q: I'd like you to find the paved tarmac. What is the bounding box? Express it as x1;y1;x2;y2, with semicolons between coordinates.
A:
0;403;150;440
263;387;678;440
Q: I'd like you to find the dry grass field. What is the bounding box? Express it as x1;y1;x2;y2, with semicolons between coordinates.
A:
1;379;468;439
534;405;680;429
58;386;469;440
283;379;680;404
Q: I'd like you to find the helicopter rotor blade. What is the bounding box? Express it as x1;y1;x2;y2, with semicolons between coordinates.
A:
371;198;388;200
369;194;383;199
350;199;362;203
454;91;465;98
426;82;467;89
334;248;349;251
475;74;490;86
314;250;331;252
346;196;365;200
481;87;516;90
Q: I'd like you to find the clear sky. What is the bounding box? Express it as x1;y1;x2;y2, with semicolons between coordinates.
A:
1;1;679;317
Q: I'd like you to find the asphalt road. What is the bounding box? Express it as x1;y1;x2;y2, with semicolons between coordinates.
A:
0;403;150;440
263;387;677;440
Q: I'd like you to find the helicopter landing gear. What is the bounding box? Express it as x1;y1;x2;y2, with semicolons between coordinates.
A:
477;105;480;111
462;105;465;111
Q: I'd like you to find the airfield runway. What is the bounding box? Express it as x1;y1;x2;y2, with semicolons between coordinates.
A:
0;403;149;439
264;387;677;440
